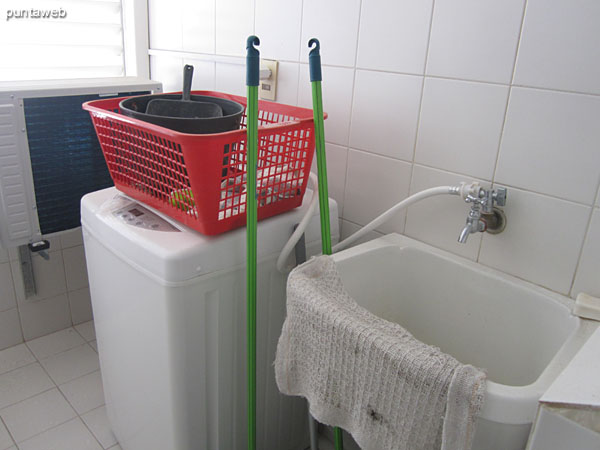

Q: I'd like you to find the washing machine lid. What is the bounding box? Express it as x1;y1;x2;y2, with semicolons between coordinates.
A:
81;187;338;284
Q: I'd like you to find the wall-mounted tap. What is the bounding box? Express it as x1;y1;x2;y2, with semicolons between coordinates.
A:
458;187;507;243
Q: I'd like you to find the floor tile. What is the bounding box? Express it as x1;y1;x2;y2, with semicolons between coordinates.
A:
40;344;99;385
0;309;23;351
26;329;84;360
59;371;104;415
74;322;96;343
0;388;76;443
0;345;35;376
18;418;102;450
89;341;98;353
0;420;14;450
107;445;121;450
0;364;54;410
81;406;117;449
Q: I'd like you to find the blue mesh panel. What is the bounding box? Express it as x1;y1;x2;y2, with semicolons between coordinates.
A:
24;92;148;234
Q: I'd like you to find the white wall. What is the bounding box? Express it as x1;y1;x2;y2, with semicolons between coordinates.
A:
0;229;92;349
149;0;600;300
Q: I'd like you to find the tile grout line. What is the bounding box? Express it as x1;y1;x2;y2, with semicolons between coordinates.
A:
401;0;436;235
477;0;532;263
6;255;25;347
567;179;600;298
24;336;107;449
0;413;18;448
148;46;600;99
340;0;364;220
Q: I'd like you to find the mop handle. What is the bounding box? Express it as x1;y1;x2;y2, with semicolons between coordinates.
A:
309;38;343;450
246;35;260;450
308;38;333;257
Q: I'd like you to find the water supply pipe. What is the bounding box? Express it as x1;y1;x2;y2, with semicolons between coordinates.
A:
277;181;482;272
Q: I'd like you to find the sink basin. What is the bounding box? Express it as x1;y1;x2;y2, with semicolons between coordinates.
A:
332;233;598;450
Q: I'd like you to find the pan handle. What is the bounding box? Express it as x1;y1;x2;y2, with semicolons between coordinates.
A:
182;64;194;101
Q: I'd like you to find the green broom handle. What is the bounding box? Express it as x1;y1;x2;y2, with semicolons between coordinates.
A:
309;37;343;450
246;35;260;450
308;38;332;256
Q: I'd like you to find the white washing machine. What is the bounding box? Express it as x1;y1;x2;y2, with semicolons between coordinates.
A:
81;187;338;450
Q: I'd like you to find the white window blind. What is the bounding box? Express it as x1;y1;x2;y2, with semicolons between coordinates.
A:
0;0;125;81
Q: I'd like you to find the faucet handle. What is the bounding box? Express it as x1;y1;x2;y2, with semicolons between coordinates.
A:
493;187;507;207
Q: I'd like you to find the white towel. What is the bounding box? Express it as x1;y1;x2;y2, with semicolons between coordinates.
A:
275;255;486;450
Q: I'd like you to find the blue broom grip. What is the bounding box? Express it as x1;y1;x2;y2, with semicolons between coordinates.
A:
246;36;260;86
308;38;322;82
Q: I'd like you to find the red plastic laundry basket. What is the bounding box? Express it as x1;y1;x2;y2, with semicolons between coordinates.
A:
83;91;322;235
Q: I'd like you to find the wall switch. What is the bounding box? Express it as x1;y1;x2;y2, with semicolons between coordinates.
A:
259;59;278;101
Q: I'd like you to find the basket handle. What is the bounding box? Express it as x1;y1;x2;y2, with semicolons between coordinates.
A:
182;65;194;101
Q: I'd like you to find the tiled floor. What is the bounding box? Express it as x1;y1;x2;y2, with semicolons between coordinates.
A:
0;321;338;450
0;321;120;450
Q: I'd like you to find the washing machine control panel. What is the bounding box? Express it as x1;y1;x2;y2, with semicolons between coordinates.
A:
113;204;179;232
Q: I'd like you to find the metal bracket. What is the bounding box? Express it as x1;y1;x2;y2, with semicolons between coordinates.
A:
18;244;36;297
18;240;51;298
28;240;50;260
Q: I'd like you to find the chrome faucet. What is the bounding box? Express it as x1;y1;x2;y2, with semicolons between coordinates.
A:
458;187;507;243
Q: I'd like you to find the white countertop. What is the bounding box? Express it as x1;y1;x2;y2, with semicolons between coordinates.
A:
541;326;600;408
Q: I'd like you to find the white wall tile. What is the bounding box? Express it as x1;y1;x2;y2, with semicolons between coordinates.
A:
274;62;299;106
255;0;302;61
40;344;99;386
0;345;34;376
479;188;590;294
150;55;184;93
68;289;93;326
148;0;183;51
18;418;102;450
405;165;484;260
349;70;422;161
495;88;600;204
0;363;54;410
415;78;508;180
0;388;77;443
182;60;216;91
26;329;84;361
216;0;254;57
340;219;384;248
571;209;600;298
181;0;215;54
0;264;16;312
0;309;23;351
63;247;89;292
311;143;348;215
10;252;66;303
18;295;71;341
298;65;354;146
514;0;600;94
426;0;525;83
215;62;246;97
300;0;361;67
59;228;83;250
357;0;433;74
343;150;412;234
59;371;105;415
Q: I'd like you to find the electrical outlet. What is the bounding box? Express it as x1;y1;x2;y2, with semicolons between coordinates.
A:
259;59;278;101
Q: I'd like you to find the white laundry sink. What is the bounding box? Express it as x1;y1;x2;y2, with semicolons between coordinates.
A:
332;233;598;450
